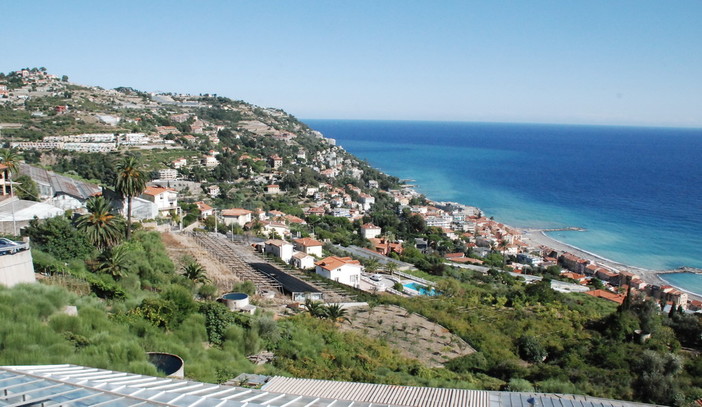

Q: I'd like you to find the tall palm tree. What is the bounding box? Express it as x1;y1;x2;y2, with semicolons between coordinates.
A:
75;195;125;251
116;156;147;239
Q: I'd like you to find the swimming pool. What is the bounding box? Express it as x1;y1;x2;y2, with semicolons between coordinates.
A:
403;282;437;296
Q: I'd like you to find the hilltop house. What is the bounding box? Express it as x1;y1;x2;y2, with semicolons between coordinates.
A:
194;201;214;219
293;237;324;257
140;186;178;217
264;239;294;263
221;208;252;227
361;223;382;239
291;252;316;270
269;154;283;169
315;256;362;288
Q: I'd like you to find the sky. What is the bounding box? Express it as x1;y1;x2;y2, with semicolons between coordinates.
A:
2;1;701;127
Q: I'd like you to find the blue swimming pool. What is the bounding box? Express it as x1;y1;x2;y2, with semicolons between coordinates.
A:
403;282;437;296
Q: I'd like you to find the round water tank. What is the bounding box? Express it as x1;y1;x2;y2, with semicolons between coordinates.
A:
147;352;184;378
222;292;250;310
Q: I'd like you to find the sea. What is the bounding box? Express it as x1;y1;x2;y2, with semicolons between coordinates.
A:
304;120;702;295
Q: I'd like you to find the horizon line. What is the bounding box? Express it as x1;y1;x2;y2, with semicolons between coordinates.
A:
300;118;702;131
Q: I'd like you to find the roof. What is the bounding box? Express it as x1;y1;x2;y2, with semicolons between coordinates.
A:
361;223;380;229
315;256;361;271
261;376;660;407
294;237;323;247
19;163;101;200
585;289;626;305
0;364;385;407
142;186;175;196
195;201;213;211
265;239;291;247
222;208;252;217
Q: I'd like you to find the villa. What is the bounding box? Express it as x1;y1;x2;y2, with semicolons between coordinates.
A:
315;256;362;288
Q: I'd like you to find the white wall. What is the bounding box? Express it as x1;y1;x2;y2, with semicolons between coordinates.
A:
0;250;35;287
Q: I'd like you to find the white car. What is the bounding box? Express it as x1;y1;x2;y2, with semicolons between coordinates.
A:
370;274;383;281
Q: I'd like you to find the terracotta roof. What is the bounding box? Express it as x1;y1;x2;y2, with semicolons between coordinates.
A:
361;223;380;229
444;252;465;259
195;201;212;211
315;256;361;271
265;239;291;247
142;186;174;196
221;208;252;217
585;289;626;305
294;237;323;247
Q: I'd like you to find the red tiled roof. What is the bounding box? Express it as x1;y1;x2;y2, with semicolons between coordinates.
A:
294;237;323;247
585;289;626;305
142;186;174;196
315;256;361;271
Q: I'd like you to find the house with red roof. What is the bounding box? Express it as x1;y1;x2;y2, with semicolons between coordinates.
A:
221;208;252;227
140;186;178;216
293;237;324;257
585;289;626;305
369;238;403;256
194;201;213;219
315;256;362;288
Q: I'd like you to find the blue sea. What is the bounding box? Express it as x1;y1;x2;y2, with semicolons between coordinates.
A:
305;120;702;286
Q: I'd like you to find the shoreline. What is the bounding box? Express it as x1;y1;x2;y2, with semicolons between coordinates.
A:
519;229;702;302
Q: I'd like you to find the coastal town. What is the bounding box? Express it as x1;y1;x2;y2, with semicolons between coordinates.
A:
1;68;696;311
1;68;701;406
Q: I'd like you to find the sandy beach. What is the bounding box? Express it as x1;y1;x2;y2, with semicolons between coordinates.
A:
520;229;702;302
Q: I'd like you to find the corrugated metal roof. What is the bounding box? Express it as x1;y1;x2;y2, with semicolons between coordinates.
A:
262;376;489;407
261;377;665;407
0;365;664;407
0;365;395;407
19;163;100;200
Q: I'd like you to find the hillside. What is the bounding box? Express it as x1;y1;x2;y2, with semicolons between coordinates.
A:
1;67;702;406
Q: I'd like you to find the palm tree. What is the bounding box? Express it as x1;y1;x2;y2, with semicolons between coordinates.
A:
75;195;125;251
323;303;350;325
385;261;398;276
181;261;210;284
303;298;325;318
116;156;147;239
96;244;128;279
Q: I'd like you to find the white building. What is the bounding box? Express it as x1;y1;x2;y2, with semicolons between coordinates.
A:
361;223;382;239
293;237;324;257
315;256;362;288
264;239;294;263
291;252;316;270
221;208;252;227
140;186;178;217
158;169;178;180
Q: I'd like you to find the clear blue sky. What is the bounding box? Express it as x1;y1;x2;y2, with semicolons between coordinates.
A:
2;1;701;127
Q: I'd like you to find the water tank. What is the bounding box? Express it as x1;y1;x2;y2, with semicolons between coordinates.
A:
222;292;250;311
147;352;184;379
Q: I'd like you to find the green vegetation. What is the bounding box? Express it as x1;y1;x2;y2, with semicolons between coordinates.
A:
2;68;701;405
